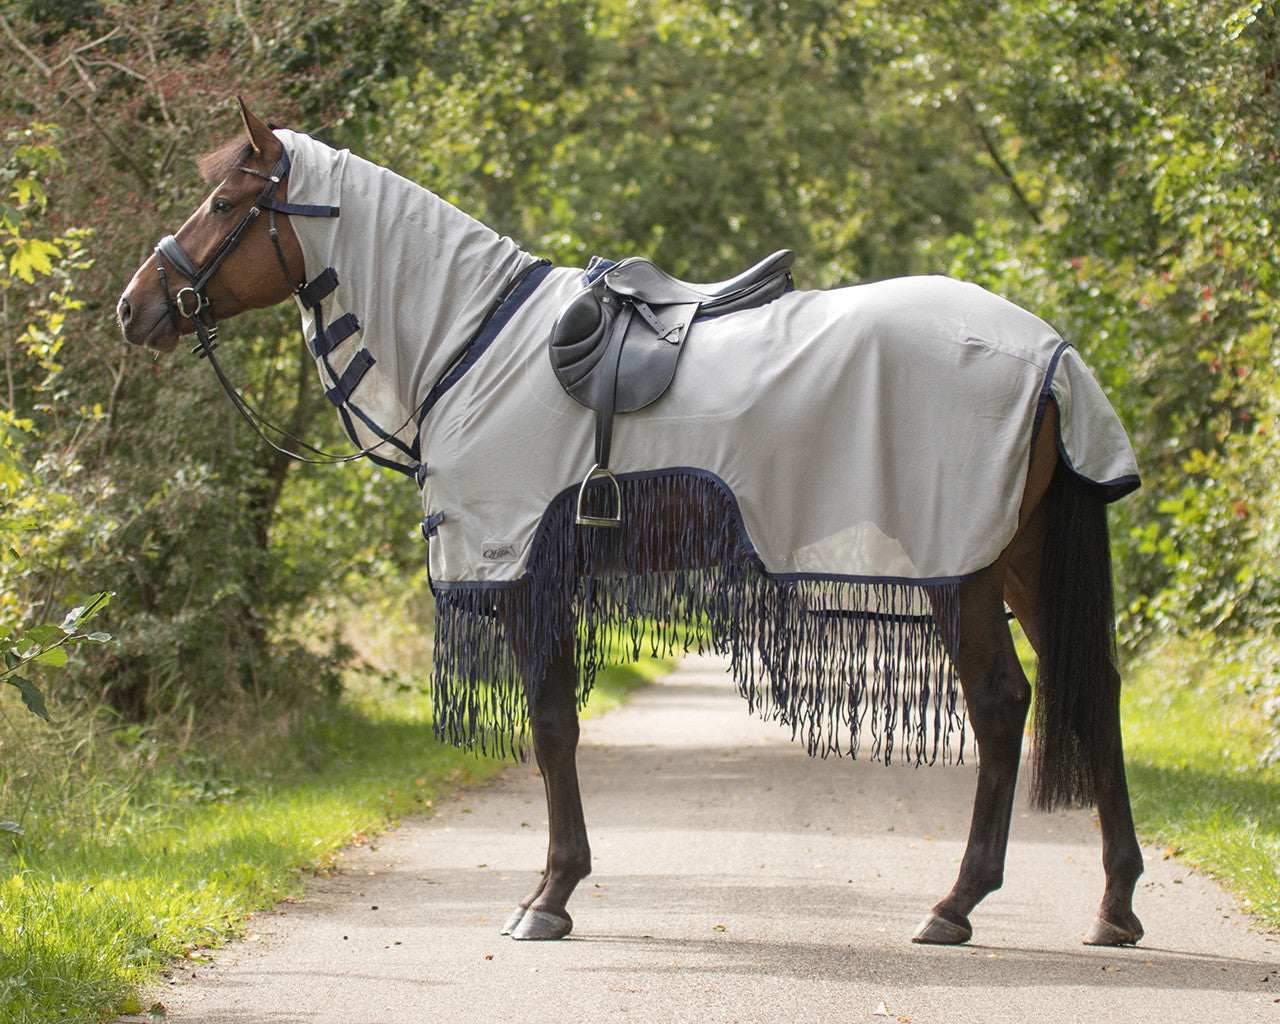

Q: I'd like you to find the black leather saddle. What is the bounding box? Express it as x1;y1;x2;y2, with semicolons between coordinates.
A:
549;249;794;527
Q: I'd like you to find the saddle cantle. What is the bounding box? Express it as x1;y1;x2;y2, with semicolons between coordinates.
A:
549;249;794;527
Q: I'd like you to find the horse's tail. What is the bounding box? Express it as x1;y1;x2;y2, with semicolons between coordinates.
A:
1029;462;1124;812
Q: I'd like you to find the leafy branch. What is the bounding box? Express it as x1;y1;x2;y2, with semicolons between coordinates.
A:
1;591;115;835
2;591;114;721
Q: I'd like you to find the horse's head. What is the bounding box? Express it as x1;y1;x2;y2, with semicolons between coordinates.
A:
117;100;305;354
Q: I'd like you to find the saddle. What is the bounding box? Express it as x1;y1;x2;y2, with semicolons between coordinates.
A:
549;249;795;526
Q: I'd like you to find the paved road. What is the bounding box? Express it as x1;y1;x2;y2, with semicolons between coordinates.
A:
136;654;1279;1023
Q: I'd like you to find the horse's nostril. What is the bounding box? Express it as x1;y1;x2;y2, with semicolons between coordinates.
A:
117;296;131;325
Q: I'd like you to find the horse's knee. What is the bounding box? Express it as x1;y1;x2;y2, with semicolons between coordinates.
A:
531;693;578;740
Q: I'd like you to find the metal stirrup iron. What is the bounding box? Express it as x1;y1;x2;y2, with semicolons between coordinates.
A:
575;464;623;528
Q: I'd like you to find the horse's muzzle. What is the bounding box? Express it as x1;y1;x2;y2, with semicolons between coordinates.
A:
117;289;179;352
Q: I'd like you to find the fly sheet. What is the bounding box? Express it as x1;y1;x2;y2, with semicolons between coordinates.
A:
274;129;1140;763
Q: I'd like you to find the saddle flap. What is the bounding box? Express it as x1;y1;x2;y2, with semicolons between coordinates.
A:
613;299;696;413
548;290;610;391
549;285;696;415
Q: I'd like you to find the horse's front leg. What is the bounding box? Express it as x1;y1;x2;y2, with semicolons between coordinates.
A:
501;635;590;940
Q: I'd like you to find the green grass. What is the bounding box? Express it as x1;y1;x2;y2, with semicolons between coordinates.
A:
0;695;499;1022
0;656;669;1023
1121;643;1280;928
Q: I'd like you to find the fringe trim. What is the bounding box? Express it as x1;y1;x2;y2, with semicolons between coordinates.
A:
431;470;965;764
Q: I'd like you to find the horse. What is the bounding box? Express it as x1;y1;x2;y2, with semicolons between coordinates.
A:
117;100;1146;948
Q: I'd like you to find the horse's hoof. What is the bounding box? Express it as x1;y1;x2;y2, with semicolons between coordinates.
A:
500;907;527;936
1083;915;1143;946
508;908;573;940
911;912;972;945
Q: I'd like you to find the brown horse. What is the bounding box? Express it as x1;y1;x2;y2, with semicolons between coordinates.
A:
118;101;1145;947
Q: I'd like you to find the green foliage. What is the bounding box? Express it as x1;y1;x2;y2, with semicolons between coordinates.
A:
897;2;1279;657
1;0;1278;734
0;128;119;749
0;594;116;838
2;594;113;719
0;2;444;716
376;0;1002;283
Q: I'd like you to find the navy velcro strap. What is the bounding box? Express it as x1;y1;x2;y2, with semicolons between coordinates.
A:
309;312;360;358
416;463;430;486
262;197;340;218
298;267;339;308
417;260;552;425
324;349;375;406
421;511;445;539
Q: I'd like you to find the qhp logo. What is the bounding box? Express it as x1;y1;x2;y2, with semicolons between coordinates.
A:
482;541;520;562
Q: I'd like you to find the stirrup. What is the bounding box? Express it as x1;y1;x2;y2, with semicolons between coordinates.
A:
575;464;623;528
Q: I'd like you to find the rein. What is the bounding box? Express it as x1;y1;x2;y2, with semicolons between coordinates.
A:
152;150;381;466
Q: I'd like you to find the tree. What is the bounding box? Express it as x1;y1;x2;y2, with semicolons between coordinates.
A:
375;0;1006;284
4;0;1277;727
0;0;439;716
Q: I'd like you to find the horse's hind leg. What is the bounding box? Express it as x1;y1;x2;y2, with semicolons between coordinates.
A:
501;632;591;940
913;561;1031;945
1007;546;1142;945
1082;713;1144;944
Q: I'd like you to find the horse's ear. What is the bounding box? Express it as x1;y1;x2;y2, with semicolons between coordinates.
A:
237;97;277;157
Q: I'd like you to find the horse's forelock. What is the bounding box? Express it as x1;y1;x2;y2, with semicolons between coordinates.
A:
196;137;256;184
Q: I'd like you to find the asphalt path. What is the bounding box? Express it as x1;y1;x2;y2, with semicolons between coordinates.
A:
134;653;1279;1023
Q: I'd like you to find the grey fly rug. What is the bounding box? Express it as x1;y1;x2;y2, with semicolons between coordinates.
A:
276;129;1141;762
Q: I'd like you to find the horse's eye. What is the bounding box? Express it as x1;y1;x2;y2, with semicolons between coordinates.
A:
211;197;235;215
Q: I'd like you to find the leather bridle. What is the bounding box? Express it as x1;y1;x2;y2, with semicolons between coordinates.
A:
155;151;315;355
152;144;551;472
151;149;368;464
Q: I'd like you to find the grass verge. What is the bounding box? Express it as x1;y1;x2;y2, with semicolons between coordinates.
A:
0;657;668;1023
1121;641;1280;929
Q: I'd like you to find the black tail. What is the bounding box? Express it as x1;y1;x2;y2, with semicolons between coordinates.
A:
1029;463;1124;811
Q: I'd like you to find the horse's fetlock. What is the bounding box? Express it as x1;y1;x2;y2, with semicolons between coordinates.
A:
548;850;591;882
966;868;1004;899
1106;846;1144;887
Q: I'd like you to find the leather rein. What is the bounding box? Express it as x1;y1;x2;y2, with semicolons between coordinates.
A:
153;150;373;466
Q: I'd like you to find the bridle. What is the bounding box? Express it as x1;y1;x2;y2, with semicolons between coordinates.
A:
155;149;322;354
152;149;373;465
153;144;552;473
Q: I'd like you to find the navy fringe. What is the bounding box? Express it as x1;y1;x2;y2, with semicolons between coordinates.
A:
431;471;965;764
